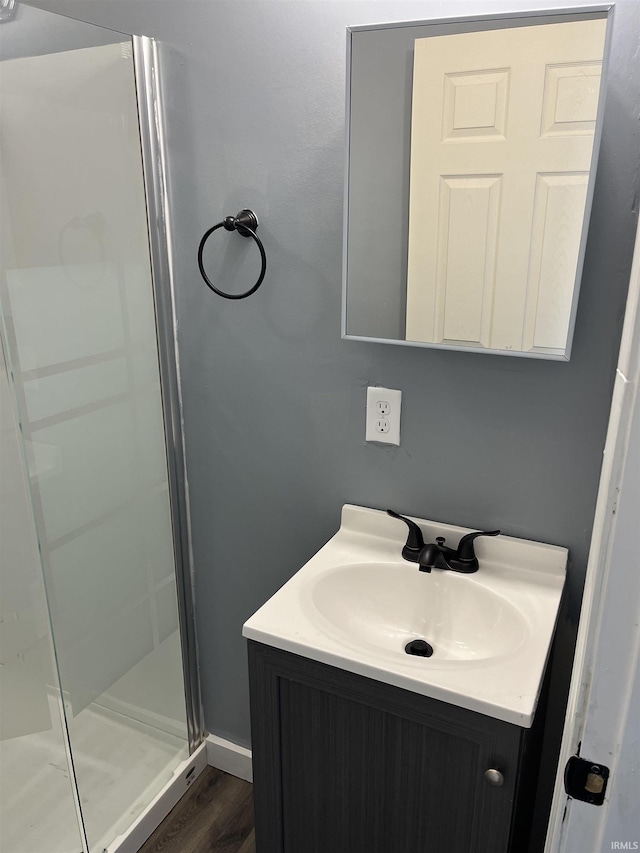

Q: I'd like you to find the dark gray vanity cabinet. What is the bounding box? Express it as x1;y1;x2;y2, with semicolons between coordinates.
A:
248;641;541;853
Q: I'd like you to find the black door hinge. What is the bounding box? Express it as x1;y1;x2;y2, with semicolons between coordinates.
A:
564;755;610;805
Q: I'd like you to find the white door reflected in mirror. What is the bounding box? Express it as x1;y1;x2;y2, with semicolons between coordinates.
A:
406;20;606;356
343;10;611;360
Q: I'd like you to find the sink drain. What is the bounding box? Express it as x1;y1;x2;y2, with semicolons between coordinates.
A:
405;639;434;657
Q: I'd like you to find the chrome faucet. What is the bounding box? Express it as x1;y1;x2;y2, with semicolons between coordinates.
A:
387;510;499;574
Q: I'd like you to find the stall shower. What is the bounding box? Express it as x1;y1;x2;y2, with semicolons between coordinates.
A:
0;6;202;851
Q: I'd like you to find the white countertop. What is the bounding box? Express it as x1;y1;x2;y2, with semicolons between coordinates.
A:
243;504;567;727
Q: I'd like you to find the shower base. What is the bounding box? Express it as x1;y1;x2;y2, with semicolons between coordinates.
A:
0;633;192;853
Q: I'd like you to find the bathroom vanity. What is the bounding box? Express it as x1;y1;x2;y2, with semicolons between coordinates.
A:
244;505;567;852
248;641;542;853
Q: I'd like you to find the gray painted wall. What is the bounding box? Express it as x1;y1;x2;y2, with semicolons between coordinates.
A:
25;0;640;844
0;3;123;59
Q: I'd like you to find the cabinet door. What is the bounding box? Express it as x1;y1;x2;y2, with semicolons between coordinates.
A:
383;707;518;853
249;642;524;853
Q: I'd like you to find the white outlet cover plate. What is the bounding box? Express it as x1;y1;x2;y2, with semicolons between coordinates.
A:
366;387;401;445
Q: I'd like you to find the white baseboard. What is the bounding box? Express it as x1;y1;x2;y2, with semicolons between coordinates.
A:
206;734;253;782
105;742;208;853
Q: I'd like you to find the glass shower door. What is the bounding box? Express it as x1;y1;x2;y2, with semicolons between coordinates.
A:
1;336;84;853
0;7;196;851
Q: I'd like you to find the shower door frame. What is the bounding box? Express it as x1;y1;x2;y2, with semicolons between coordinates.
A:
132;35;205;755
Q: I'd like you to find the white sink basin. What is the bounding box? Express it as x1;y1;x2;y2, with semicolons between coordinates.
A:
311;562;527;662
243;504;567;727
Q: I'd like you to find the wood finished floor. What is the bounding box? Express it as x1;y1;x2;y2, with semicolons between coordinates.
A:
137;766;255;853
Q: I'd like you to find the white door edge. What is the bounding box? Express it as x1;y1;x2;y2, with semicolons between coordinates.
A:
544;217;640;852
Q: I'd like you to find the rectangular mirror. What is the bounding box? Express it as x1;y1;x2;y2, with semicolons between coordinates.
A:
342;7;612;359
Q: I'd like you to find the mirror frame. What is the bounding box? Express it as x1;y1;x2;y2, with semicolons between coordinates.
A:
341;4;615;360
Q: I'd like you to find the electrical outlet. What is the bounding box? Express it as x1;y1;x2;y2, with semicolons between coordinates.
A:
366;387;401;445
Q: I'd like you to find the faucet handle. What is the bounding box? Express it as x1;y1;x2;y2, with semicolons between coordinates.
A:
456;529;500;562
386;510;425;562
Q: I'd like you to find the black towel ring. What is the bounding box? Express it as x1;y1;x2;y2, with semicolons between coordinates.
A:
197;209;266;300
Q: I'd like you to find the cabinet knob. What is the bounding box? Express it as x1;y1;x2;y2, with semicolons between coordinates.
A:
484;768;504;787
